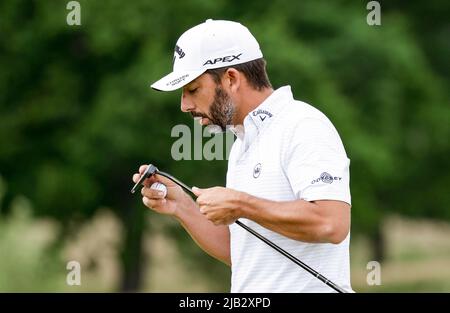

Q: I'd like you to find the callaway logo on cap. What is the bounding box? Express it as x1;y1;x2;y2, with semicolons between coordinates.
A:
150;19;263;91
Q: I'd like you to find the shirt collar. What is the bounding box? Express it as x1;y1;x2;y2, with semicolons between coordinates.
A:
230;85;293;139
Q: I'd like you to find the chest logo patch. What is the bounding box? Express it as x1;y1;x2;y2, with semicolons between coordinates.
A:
253;163;262;178
252;109;273;122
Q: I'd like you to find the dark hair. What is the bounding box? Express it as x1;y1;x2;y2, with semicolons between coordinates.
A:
205;58;272;91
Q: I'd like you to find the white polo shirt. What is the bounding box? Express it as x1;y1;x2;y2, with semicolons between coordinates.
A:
227;86;353;293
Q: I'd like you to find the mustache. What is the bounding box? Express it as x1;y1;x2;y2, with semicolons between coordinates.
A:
190;112;209;119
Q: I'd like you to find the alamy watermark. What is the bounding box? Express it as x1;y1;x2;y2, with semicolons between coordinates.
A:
366;1;381;26
66;1;81;26
366;261;382;286
171;120;239;161
66;260;81;286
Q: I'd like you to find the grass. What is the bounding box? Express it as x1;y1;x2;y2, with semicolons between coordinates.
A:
1;201;449;292
351;215;450;292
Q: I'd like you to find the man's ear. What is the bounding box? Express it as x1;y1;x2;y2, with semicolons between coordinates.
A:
224;68;241;93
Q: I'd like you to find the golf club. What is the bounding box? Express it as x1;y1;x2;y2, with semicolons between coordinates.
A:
131;164;348;293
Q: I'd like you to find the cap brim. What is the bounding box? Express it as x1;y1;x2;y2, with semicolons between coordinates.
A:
150;69;205;91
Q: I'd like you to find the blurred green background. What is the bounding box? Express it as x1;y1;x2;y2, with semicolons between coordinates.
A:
0;0;449;292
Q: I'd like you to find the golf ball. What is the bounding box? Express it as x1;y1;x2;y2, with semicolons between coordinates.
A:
150;182;167;198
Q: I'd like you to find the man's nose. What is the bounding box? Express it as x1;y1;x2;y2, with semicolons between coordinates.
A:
180;92;195;113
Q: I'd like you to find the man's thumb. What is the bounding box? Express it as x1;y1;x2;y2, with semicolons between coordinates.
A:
192;186;203;196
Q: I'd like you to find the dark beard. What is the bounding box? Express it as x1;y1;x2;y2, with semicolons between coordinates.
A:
208;86;235;131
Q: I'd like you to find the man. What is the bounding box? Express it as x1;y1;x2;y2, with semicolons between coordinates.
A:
132;19;353;292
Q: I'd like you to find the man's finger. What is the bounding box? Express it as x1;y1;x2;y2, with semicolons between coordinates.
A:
133;173;141;183
199;205;207;214
141;186;165;199
139;164;148;174
142;196;166;208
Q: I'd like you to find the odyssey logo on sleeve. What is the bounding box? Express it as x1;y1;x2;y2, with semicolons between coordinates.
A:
311;172;342;185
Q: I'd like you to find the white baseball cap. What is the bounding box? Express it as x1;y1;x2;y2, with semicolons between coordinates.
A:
150;19;263;92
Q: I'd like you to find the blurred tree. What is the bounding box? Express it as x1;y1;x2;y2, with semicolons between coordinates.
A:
0;0;448;290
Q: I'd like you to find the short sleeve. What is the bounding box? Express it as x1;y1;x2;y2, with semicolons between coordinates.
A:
283;118;351;204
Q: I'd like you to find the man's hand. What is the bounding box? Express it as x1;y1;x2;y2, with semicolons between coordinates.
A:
132;164;193;217
192;186;243;225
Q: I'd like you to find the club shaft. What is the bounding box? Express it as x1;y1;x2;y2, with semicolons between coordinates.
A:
131;175;147;193
157;171;194;194
234;220;347;293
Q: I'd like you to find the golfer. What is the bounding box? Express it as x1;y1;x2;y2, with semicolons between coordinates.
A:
132;19;353;292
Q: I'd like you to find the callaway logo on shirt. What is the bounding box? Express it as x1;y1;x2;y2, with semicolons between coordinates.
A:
252;109;273;122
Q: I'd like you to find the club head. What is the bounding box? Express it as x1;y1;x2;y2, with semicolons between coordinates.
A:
131;164;159;193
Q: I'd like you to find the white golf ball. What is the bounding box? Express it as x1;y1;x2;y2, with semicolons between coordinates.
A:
150;182;167;198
